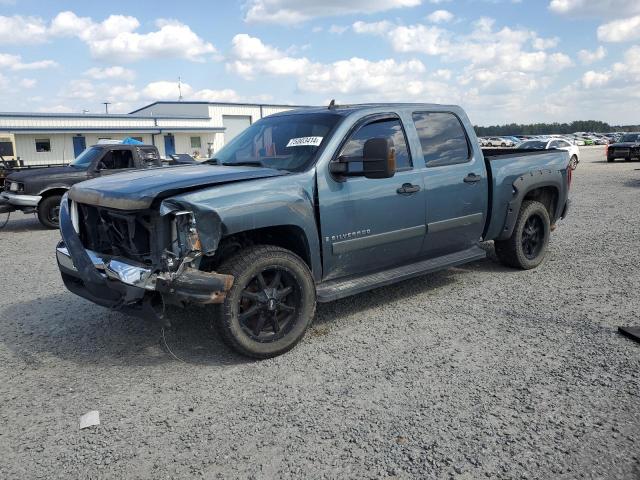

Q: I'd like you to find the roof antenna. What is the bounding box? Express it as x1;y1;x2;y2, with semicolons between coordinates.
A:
178;76;183;101
328;99;336;110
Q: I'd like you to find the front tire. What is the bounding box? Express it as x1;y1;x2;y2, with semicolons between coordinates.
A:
37;194;62;229
495;200;550;270
215;245;316;359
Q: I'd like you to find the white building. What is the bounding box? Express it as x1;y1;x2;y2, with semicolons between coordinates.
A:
0;101;303;165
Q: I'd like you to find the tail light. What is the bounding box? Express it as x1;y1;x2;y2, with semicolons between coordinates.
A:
567;163;572;189
605;144;609;158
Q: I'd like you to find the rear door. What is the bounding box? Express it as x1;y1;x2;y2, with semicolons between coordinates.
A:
411;111;488;257
317;115;426;280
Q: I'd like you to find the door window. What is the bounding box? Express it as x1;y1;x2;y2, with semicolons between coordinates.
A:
412;112;470;167
338;118;411;173
100;150;134;169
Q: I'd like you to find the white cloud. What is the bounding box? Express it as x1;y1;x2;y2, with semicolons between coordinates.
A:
577;44;640;90
300;57;427;95
0;15;48;44
19;78;37;89
244;0;421;24
192;89;242;102
578;46;606;64
141;81;242;103
597;16;640;42
0;11;215;62
328;25;349;34
353;17;572;73
142;81;193;100
0;53;58;71
226;34;440;101
227;34;311;78
549;0;640;16
426;10;454;24
84;66;136;81
582;70;611;88
532;36;559;50
352;20;393;35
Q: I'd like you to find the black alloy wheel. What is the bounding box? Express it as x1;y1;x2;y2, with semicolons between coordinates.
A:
238;267;300;342
521;214;544;260
494;200;550;270
215;245;317;358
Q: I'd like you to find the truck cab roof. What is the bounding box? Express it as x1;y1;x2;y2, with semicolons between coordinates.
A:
270;103;464;118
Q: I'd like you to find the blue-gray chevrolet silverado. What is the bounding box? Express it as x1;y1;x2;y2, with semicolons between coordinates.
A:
56;103;571;358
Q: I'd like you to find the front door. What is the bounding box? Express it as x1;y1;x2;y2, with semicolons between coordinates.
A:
410;111;488;257
72;136;86;158
317;115;426;281
164;135;175;156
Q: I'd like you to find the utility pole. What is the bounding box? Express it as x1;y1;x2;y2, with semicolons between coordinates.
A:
102;102;111;114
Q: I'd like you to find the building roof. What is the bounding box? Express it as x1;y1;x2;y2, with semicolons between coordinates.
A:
0;111;210;120
129;100;312;114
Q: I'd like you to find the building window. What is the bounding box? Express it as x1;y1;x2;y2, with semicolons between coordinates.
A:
35;138;51;152
190;136;202;148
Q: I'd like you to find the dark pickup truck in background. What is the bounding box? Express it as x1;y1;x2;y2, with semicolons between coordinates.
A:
56;103;571;358
606;132;640;162
1;144;163;228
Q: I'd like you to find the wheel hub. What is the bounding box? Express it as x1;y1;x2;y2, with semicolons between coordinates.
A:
237;268;298;341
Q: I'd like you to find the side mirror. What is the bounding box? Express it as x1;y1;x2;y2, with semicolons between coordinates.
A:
329;137;396;179
362;138;396;179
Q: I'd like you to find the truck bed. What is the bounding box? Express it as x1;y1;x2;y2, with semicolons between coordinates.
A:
482;148;570;241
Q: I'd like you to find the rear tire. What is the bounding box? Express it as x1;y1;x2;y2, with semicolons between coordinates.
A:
37;194;62;229
607;157;614;163
495;200;550;270
215;245;316;359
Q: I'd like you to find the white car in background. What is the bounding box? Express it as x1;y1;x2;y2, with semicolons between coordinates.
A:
517;138;580;169
485;137;515;147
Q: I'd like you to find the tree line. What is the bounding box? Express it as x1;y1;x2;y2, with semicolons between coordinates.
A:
474;121;640;136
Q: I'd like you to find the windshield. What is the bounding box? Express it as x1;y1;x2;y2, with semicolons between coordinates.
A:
620;133;640;142
215;113;342;172
71;146;102;168
518;141;547;149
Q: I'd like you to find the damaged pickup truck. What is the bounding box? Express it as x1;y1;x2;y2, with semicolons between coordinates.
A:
56;103;571;358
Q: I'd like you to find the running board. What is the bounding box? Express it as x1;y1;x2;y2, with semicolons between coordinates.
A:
316;246;486;303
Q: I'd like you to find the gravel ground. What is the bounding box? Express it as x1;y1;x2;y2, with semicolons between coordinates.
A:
0;147;638;479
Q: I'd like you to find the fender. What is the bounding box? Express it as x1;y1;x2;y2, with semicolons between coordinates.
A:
38;185;70;197
497;168;563;241
159;172;322;280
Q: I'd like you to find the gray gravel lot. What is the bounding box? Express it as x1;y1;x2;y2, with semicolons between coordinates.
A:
0;147;638;479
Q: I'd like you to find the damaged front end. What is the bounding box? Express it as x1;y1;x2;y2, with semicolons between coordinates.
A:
56;193;233;324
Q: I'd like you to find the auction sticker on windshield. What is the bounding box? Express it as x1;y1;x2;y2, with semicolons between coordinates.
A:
286;136;323;147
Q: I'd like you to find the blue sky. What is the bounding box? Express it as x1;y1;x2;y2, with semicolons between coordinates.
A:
0;0;639;125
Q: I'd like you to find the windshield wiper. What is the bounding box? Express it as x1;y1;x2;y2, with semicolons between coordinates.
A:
221;161;264;167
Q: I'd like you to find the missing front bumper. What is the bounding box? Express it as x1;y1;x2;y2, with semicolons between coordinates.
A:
56;243;233;310
56;194;234;323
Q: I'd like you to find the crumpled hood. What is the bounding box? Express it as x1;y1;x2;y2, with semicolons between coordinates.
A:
8;166;82;183
68;164;286;210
